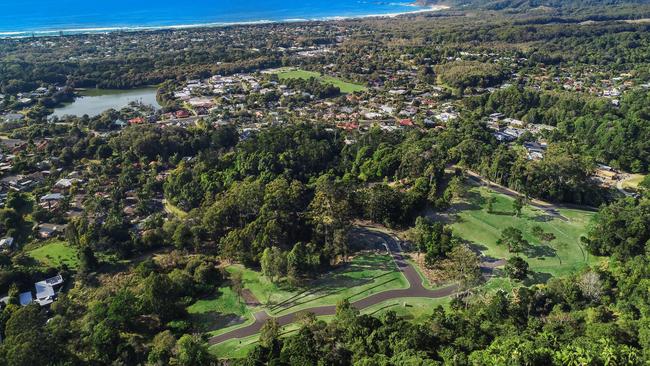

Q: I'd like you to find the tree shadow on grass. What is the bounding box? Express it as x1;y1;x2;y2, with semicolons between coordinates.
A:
462;238;489;254
349;231;391;252
366;302;400;316
270;269;396;313
524;244;557;259
268;250;395;311
448;190;485;213
190;312;247;333
490;210;516;216
524;271;553;286
531;214;554;222
490;268;505;277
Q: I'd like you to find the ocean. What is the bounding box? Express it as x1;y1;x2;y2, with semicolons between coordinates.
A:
0;0;441;37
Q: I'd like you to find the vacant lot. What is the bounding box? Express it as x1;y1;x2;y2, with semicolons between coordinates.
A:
275;68;367;94
226;251;408;317
187;286;255;337
209;296;451;359
189;249;409;341
28;241;79;269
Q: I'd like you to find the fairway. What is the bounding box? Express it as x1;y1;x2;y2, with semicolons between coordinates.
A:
275;68;367;93
27;241;79;269
451;187;596;277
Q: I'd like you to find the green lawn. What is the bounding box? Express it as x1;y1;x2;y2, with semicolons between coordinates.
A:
27;241;79;269
187;287;255;337
275;68;367;94
209;334;259;360
451;187;597;278
227;252;408;317
362;296;451;321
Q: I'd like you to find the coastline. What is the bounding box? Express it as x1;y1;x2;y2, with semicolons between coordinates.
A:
0;5;449;39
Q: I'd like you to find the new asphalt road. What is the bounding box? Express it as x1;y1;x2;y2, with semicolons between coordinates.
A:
209;228;502;345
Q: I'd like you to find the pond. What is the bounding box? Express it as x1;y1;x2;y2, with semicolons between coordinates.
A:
52;88;160;117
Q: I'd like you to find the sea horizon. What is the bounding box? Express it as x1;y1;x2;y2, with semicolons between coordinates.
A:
0;1;448;38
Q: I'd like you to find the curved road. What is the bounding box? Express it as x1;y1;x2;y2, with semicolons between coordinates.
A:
209;228;500;345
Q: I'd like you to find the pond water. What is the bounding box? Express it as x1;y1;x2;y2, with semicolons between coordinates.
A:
53;88;160;117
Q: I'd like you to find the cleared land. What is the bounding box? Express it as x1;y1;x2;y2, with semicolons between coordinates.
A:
27;240;79;269
450;186;596;278
622;174;646;190
187;287;255;337
274;68;367;94
209;295;452;359
209;315;335;359
187;249;409;339
225;252;409;317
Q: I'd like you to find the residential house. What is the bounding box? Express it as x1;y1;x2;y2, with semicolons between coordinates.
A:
40;192;65;210
524;141;547;160
0;237;13;251
34;274;64;306
54;178;81;191
38;223;66;239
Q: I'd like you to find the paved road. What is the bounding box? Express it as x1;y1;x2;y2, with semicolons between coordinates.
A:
209;228;493;345
464;169;600;214
461;169;571;220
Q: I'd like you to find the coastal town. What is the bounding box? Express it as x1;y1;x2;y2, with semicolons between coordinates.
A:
1;3;650;364
1;34;646;238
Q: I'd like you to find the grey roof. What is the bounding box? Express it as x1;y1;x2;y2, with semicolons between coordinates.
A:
2;113;24;123
40;193;65;201
34;275;63;306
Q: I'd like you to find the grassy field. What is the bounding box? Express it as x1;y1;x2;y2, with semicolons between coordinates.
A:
27;240;79;269
209;335;259;360
274;68;367;94
226;252;408;317
451;187;597;278
187;286;255;337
